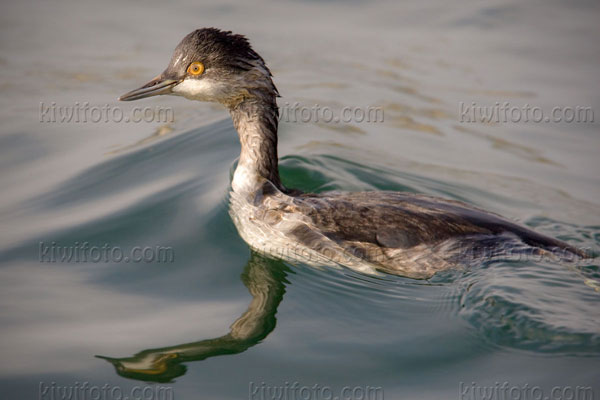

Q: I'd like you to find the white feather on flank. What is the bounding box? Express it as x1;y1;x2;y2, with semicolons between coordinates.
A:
228;189;382;275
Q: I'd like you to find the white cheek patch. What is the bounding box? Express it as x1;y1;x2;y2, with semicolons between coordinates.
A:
171;78;227;101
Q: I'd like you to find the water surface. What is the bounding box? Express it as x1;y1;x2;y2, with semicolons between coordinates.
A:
1;0;599;399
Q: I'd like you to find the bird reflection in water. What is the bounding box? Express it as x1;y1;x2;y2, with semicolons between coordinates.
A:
96;253;288;382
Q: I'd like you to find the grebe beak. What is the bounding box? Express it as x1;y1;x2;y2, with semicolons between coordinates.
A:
119;74;180;101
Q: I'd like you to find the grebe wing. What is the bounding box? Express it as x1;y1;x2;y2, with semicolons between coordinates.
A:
291;191;585;259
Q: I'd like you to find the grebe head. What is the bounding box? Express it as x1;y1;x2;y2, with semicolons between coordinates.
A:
119;28;277;108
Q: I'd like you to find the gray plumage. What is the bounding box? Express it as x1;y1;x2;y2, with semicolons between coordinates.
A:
120;28;588;279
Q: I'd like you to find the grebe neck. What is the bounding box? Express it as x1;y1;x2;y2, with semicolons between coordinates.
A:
229;93;283;194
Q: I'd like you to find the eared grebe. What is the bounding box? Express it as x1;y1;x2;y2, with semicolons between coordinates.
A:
120;28;585;279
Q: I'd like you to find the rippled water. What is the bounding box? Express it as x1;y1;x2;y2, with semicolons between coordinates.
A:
1;0;599;399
